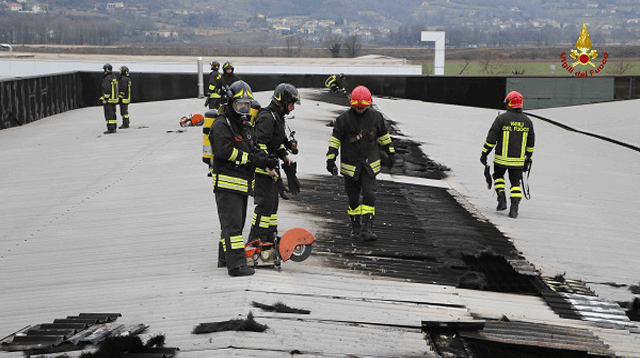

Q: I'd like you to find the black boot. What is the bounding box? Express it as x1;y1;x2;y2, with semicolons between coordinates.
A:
349;215;361;240
509;197;521;218
496;190;507;211
228;265;255;277
360;214;378;242
217;242;226;268
119;118;130;129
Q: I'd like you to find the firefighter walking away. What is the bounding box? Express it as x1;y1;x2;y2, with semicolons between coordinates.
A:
480;91;535;218
326;85;395;242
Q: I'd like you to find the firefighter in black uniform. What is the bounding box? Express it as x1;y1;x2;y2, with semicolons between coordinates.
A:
205;60;221;110
214;61;241;99
325;73;346;93
248;83;301;262
100;63;119;134
118;65;131;129
326;85;395;242
480;91;535;218
209;80;277;277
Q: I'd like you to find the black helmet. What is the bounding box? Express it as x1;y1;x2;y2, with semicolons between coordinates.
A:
103;63;112;72
223;61;234;73
210;61;220;71
271;83;300;112
119;65;129;74
339;73;345;79
227;80;254;116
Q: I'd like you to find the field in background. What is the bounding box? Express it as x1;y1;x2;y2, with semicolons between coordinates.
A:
421;59;640;76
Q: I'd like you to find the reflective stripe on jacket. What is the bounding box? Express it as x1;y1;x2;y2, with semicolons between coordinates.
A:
326;107;395;178
210;108;254;195
482;109;535;168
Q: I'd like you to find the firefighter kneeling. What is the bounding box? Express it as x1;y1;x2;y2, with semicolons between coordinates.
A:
209;80;277;277
326;85;395;242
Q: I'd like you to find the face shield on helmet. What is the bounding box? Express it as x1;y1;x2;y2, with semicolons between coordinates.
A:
504;91;523;109
350;85;372;109
227;80;255;117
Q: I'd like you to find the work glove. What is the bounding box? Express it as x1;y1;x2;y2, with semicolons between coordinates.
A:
524;156;532;172
282;161;300;195
276;178;290;200
249;153;277;169
326;160;338;176
386;153;396;169
480;152;488;166
204;97;210;107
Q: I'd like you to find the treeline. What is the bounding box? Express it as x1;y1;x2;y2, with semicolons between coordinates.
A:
0;14;118;45
384;22;640;48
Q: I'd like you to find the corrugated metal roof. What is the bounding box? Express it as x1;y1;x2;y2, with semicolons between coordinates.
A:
1;89;639;357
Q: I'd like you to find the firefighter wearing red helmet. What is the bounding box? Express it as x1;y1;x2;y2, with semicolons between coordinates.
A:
480;90;535;218
326;85;395;242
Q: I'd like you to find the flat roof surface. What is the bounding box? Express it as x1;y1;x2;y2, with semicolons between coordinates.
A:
0;89;638;357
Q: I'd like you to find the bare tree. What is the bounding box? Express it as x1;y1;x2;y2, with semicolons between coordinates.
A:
458;59;471;75
284;34;304;57
609;61;634;75
479;52;507;75
324;33;342;58
344;34;362;58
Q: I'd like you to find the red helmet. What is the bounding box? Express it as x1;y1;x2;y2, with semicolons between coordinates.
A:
504;91;523;109
350;85;372;108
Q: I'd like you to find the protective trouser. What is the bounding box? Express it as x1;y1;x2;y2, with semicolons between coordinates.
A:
492;165;524;199
344;173;377;214
104;103;117;132
249;174;279;244
119;103;129;128
215;190;248;270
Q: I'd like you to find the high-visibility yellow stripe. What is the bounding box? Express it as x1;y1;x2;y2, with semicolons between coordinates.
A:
229;148;239;161
360;204;375;215
213;174;248;192
340;163;356;177
378;133;392;146
370;160;381;173
494;178;505;190
327;153;336;160
520;132;528;159
230;235;245;250
269;214;278;227
347;206;362;215
219;237;226;251
329;136;341;149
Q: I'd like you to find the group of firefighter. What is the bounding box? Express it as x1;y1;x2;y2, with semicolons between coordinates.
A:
100;63;132;134
102;59;534;277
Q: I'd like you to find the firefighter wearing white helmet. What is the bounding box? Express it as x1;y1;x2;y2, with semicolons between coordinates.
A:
480;91;535;218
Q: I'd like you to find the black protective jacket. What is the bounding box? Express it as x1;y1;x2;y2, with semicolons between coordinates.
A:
482;108;535;168
209;107;255;195
327;107;395;179
254;103;288;160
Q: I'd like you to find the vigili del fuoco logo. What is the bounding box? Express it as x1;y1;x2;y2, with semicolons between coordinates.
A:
560;23;608;77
